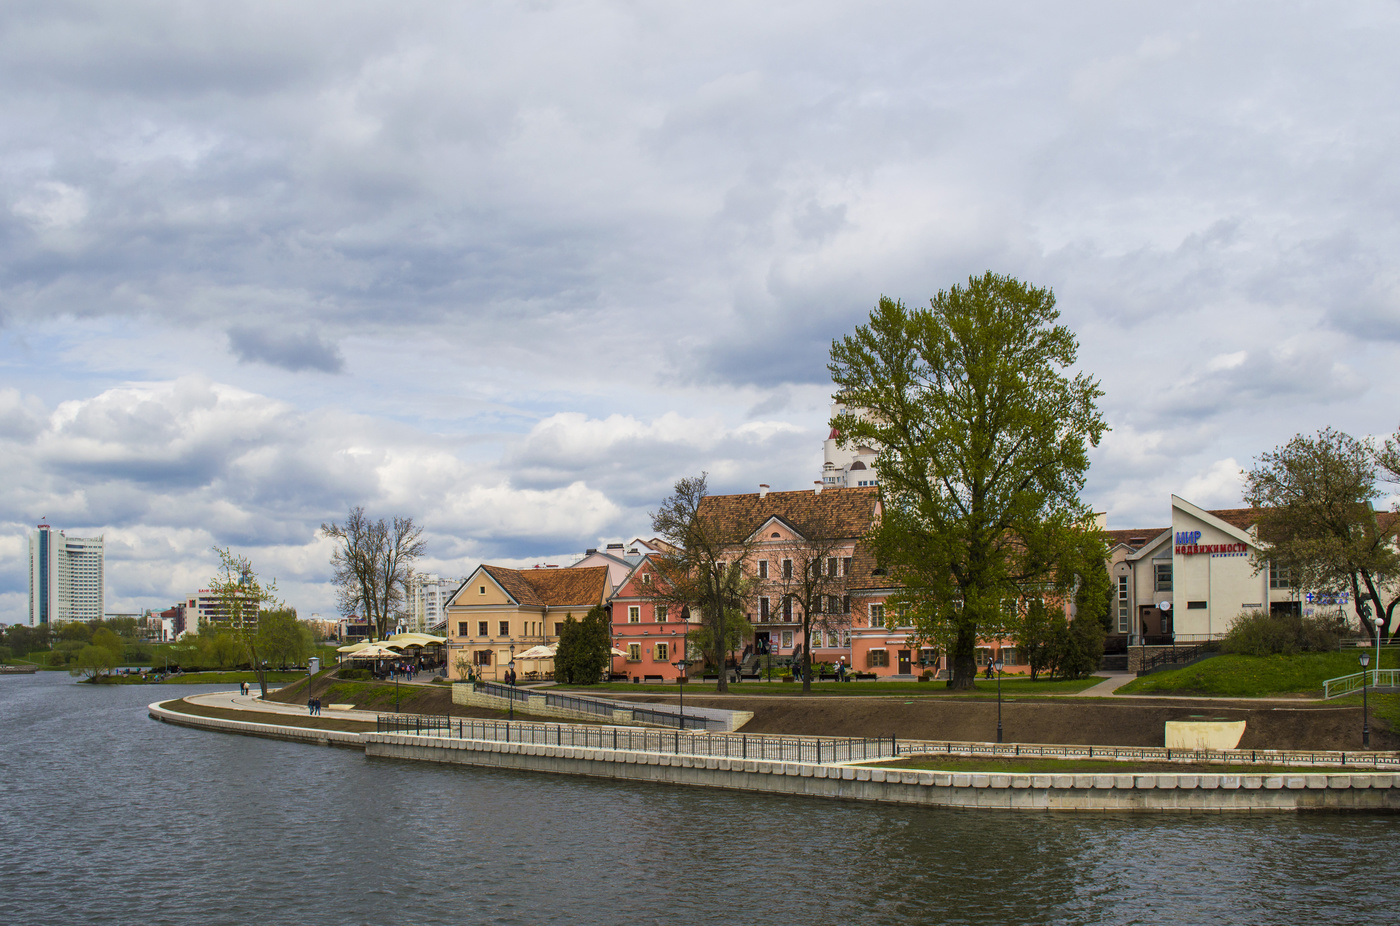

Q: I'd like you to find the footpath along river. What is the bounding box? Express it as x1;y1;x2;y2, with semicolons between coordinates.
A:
1;671;1397;926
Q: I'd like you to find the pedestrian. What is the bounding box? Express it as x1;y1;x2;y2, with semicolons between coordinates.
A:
307;696;314;715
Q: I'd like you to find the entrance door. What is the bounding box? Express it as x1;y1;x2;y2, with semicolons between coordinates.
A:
898;650;911;674
754;631;770;655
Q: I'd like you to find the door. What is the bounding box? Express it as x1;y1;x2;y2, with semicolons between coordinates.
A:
754;631;770;654
898;649;911;674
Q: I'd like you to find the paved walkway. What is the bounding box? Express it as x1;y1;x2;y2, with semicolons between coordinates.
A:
183;689;382;723
1069;673;1138;697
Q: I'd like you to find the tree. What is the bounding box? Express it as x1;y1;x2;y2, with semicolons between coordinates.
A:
256;608;311;670
1243;428;1400;642
829;273;1108;689
554;606;612;684
71;644;117;682
321;507;426;641
687;608;753;676
1016;598;1055;681
209;547;282;697
1075;555;1114;633
650;474;759;693
766;526;850;694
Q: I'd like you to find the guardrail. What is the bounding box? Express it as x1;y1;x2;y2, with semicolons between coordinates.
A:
894;738;1400;770
1323;669;1400;700
473;680;722;730
1137;641;1219;675
375;714;896;762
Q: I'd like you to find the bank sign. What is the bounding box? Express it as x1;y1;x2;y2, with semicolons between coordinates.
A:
1174;531;1248;555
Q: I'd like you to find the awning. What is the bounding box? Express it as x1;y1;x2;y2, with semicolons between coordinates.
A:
348;644;403;659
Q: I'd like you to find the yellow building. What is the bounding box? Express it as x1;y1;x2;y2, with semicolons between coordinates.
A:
445;564;610;681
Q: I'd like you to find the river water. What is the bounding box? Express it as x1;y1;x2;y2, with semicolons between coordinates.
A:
1;671;1396;926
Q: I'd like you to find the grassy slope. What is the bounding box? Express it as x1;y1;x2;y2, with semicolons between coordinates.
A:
555;676;1105;697
1118;649;1398;698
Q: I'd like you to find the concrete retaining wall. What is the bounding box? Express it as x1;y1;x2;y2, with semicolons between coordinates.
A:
148;701;364;749
362;732;1400;813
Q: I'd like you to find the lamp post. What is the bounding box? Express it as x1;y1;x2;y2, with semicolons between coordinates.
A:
1360;651;1371;748
673;659;690;728
507;642;516;721
994;659;1004;744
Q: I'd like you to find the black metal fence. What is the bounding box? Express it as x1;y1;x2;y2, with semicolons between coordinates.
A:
473;680;721;730
895;739;1400;770
376;713;896;762
1137;641;1219;675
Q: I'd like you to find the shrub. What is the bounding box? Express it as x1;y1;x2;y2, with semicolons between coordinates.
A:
337;667;372;681
1221;610;1347;656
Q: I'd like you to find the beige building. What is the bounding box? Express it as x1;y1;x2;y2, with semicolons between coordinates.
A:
445;564;610;681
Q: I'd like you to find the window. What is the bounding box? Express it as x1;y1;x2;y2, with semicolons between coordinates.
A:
827;557;839;577
1117;576;1130;633
656;606;668;623
843;557;853;577
457;622;469;637
867;650;889;668
499;620;510;636
1001;647;1021;666
975;647;994;667
758;560;768;579
479;586;486;595
869;604;885;628
781;631;793;648
477;621;488;637
809;631;823;648
553;622;562;635
474;650;492;666
782;559;793;579
1155;563;1172;592
1187;601;1207;610
626;643;641;662
628;606;640;623
811;595;822;614
655;642;669;662
759;597;770;621
828;595;841;613
1269;563;1291;589
783;597;793;621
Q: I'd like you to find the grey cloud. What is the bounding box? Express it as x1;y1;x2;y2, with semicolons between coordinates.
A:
227;326;344;373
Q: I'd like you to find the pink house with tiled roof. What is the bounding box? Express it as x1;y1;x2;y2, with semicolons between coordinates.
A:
609;553;692;681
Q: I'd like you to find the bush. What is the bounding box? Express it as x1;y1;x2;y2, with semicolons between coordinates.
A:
337;667;372;681
1222;610;1347;656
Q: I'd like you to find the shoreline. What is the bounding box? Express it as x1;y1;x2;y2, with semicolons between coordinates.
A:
149;695;1400;813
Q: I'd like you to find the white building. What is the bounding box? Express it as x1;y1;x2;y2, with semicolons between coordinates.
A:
27;524;105;626
407;574;460;633
821;399;880;488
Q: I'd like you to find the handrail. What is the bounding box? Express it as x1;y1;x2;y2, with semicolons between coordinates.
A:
1323;669;1400;699
472;679;723;730
376;714;894;762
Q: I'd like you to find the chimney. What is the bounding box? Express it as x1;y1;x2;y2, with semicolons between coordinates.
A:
814;481;823;495
759;484;769;499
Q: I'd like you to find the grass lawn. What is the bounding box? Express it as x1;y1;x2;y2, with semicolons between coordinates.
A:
1117;649;1399;698
860;755;1366;775
161;698;376;733
554;676;1105;697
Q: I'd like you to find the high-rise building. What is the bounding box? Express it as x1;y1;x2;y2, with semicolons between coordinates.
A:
28;524;105;626
406;574;460;634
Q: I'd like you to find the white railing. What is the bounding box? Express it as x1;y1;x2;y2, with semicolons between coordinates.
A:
1323;669;1400;699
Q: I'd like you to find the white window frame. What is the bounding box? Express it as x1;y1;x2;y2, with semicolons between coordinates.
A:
628;606;640;623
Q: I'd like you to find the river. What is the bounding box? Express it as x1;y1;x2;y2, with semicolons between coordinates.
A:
1;671;1396;925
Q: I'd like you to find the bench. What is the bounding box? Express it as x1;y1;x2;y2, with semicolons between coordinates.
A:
643;675;664;682
326;703;357;712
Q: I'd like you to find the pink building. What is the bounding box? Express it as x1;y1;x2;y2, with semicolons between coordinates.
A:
609;553;692;681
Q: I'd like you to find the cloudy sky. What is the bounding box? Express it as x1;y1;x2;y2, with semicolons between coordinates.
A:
4;0;1399;621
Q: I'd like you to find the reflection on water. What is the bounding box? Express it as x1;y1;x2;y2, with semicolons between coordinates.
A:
1;672;1395;926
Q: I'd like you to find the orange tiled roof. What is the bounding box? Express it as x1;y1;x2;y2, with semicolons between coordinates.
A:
1106;527;1167;548
481;565;609;609
696;485;879;540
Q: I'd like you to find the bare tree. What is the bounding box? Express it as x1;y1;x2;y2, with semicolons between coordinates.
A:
321;507;426;641
209;547;281;697
766;523;851;694
649;474;759;694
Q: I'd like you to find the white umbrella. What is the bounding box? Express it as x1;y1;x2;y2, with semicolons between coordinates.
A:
349;644;402;659
516;644;557;660
609;646;628;657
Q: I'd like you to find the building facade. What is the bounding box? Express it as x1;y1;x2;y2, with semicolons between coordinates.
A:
609;553;694;681
407;574;460;634
821;399;880;488
27;524;105;626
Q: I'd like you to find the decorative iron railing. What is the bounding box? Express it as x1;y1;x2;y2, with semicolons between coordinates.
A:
1323;669;1400;700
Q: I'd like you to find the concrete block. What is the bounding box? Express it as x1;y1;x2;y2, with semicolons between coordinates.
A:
1351;775;1372;789
1134;775;1156;789
870;769;886;783
786;763;800;776
953;774;972;788
1114;775;1134;789
1241;776;1262;789
1156;776;1178;790
1177;776;1199;790
1031;775;1052;789
1199;775;1220;790
841;767;855;780
1304;776;1327;790
799;765;814;778
1052;775;1073;789
918;772;935;786
1374;775;1394;789
989;775;1010;789
856;767;871;781
1328;777;1351;789
1073;776;1094;790
1092;775;1114;790
935;774;954;787
1264;777;1284;790
901;771;919;785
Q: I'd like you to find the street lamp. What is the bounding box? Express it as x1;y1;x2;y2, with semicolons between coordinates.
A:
508;647;516;722
1360;651;1371;748
673;659;690;729
994;659;1004;744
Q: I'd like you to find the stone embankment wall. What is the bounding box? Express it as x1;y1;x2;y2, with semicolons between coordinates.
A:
148;701;363;749
363;731;1400;813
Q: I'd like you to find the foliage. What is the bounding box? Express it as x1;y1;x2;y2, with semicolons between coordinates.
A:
337;667;373;681
554;606;612;684
255;608;313;669
209;548;282;697
1075;555;1113;632
829;273;1108;689
71;643;118;681
649;473;760;693
1220;609;1349;656
1058;611;1105;679
1016;598;1055;680
320;507;426;641
1243;427;1400;641
686;608;754;672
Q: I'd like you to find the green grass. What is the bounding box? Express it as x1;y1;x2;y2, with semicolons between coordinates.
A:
554;676;1105;697
1117;649;1399;698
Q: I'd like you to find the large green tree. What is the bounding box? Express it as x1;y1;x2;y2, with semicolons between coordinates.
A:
1244;428;1400;641
554;606;612;684
829;273;1108;689
649;474;759;693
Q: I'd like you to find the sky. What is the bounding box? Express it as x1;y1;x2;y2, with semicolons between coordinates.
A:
3;0;1400;622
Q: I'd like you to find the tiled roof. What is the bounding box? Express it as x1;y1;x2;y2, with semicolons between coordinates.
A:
481;565;609;609
845;540;903;591
1205;507;1268;530
696;486;879;540
1106;528;1167;548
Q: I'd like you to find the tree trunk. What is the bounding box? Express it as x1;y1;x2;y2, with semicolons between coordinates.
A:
801;612;812;695
947;629;977;690
712;607;728;694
